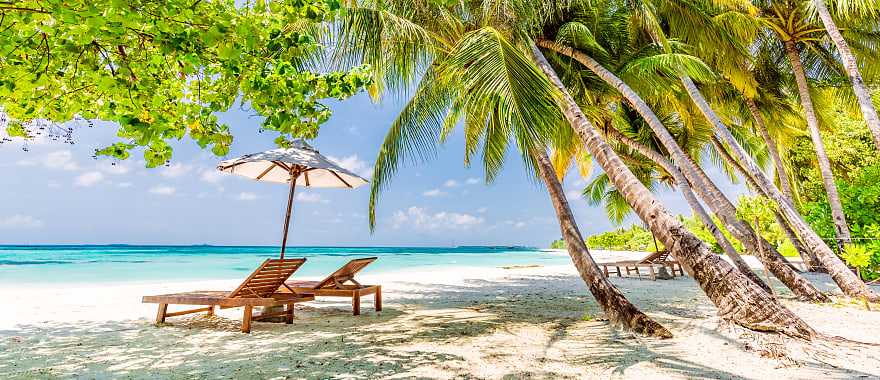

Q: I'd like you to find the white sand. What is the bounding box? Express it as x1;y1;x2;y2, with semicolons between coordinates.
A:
1;251;879;379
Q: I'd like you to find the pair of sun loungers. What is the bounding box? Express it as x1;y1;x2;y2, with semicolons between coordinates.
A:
142;257;381;333
599;250;685;281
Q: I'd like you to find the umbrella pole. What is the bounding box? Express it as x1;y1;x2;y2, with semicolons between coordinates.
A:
279;168;301;259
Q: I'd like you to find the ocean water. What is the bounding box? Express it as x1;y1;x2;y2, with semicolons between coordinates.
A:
0;245;570;285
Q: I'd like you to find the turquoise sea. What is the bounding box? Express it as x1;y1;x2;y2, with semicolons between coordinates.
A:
0;245;569;285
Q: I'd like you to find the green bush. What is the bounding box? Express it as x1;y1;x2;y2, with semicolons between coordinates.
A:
803;165;880;243
585;225;662;251
549;239;566;249
841;224;880;281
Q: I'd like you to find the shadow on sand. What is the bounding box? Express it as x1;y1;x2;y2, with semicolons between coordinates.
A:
1;273;878;379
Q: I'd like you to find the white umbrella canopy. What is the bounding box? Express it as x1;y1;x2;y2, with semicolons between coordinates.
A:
217;139;368;188
217;139;368;258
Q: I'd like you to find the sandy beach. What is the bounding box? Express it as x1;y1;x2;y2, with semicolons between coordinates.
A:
2;250;879;379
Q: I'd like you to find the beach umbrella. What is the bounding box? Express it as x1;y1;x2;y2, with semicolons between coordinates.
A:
217;139;368;258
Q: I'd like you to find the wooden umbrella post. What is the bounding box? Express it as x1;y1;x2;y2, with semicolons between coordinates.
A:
279;167;301;259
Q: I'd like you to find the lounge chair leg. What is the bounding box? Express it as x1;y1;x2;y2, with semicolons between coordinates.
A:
602;265;609;278
242;305;253;333
156;304;168;324
285;303;294;324
207;306;215;316
375;286;382;312
625;266;631;275
648;265;656;281
352;289;361;316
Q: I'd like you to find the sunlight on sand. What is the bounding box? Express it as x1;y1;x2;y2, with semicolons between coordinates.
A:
1;254;879;379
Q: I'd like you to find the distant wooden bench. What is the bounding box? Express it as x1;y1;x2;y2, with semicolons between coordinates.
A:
600;251;684;280
280;257;381;315
143;258;314;333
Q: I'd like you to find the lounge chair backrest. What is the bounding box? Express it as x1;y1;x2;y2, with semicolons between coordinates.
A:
313;257;377;289
637;250;664;264
228;258;306;298
651;251;670;263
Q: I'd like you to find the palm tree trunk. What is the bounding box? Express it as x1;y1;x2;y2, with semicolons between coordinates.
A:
530;43;815;338
814;0;880;151
742;101;821;270
679;74;878;301
534;40;828;300
745;98;795;202
533;149;672;337
773;209;823;272
603;127;771;292
783;40;852;250
709;138;831;301
617;127;827;301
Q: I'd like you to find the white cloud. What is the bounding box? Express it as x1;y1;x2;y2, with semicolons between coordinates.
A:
477;207;488;214
200;169;226;184
160;163;192;178
504;220;528;229
422;188;447;197
74;171;104;187
465;177;481;185
565;189;583;200
15;159;37;167
392;206;484;231
443;179;459;188
149;185;176;195
44;150;79;171
117;182;133;188
237;192;258;201
327;154;372;178
296;193;328;203
0;214;43;229
96;160;130;175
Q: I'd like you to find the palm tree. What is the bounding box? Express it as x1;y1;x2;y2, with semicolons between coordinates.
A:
531;3;826;300
530;44;815;337
760;1;854;249
338;1;671;336
341;0;817;337
653;0;879;301
811;0;880;151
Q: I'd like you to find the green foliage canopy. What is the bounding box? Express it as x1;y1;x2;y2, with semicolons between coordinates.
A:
0;0;371;166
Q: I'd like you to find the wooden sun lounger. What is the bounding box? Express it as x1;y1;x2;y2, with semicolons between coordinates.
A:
600;251;684;280
280;257;381;316
142;258;315;333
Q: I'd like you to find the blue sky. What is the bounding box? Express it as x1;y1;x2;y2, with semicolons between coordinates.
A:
0;93;750;247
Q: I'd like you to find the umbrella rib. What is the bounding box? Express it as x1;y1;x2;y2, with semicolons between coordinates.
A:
329;170;353;188
273;161;292;172
255;163;278;181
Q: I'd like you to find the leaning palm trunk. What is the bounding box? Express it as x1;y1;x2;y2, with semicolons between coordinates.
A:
531;44;815;338
679;74;879;302
604;127;771;291
813;0;880;151
533;149;672;337
744;101;820;269
535;40;828;299
774;208;823;272
708;137;830;301
615;127;827;301
745;98;795;202
783;40;852;250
